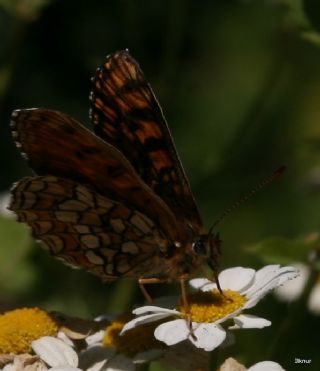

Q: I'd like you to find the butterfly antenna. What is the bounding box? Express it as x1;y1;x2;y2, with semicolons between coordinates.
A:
209;165;286;233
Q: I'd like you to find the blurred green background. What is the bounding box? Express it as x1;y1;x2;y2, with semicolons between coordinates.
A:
1;0;320;369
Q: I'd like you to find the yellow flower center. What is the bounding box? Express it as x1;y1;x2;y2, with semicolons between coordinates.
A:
103;315;162;357
0;307;59;354
179;289;246;323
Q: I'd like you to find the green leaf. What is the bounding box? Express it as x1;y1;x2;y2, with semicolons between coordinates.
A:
0;216;35;293
245;234;319;265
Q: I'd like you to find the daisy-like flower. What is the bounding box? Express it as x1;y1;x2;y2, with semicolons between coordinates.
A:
219;357;285;371
0;307;83;370
79;314;164;371
121;265;298;352
0;307;59;355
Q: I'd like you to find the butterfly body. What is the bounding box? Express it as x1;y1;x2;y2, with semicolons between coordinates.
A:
9;50;221;283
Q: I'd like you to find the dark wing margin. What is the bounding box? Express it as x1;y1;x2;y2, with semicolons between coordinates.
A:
89;50;203;231
9;176;170;279
10;108;181;241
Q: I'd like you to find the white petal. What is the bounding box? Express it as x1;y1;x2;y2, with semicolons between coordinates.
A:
2;365;15;371
154;319;189;345
121;313;173;335
244;265;280;297
189;278;212;290
190;323;226;351
189;268;255;293
105;354;135;371
133;306;179;316
57;332;74;347
79;346;115;371
248;361;285;371
32;337;78;368
308;282;320;315
218;267;256;292
231;314;271;329
277;267;300;286
244;266;298;308
3;357;25;371
85;330;104;346
275;263;309;302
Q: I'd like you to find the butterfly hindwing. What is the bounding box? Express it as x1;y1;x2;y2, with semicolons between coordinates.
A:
90;50;203;231
9;176;171;279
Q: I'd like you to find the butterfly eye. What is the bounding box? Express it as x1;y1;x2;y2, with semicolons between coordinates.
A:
192;238;209;257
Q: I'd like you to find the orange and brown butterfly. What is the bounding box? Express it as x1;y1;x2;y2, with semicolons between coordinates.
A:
9;50;221;293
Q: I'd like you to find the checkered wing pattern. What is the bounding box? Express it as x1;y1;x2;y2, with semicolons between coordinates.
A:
90;50;202;232
10;176;169;279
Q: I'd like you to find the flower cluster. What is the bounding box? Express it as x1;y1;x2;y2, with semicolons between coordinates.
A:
0;265;297;371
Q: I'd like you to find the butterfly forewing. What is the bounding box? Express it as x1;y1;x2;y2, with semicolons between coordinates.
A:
90;50;203;231
9;176;171;279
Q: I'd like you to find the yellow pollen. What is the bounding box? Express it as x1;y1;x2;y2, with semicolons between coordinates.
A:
103;314;162;357
179;289;246;323
0;307;59;354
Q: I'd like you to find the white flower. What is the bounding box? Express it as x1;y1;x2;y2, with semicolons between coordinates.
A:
79;317;163;371
275;262;320;315
79;346;161;371
219;357;285;371
248;360;285;371
0;192;13;218
308;279;320;314
121;265;298;352
31;336;81;371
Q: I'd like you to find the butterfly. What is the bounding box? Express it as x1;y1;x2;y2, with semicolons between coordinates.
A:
9;50;221;295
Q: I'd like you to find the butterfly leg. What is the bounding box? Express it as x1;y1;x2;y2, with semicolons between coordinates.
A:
138;277;168;303
179;277;189;312
179;277;197;340
213;270;223;295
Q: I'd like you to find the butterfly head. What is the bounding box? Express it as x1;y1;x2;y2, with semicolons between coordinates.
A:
192;232;221;271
